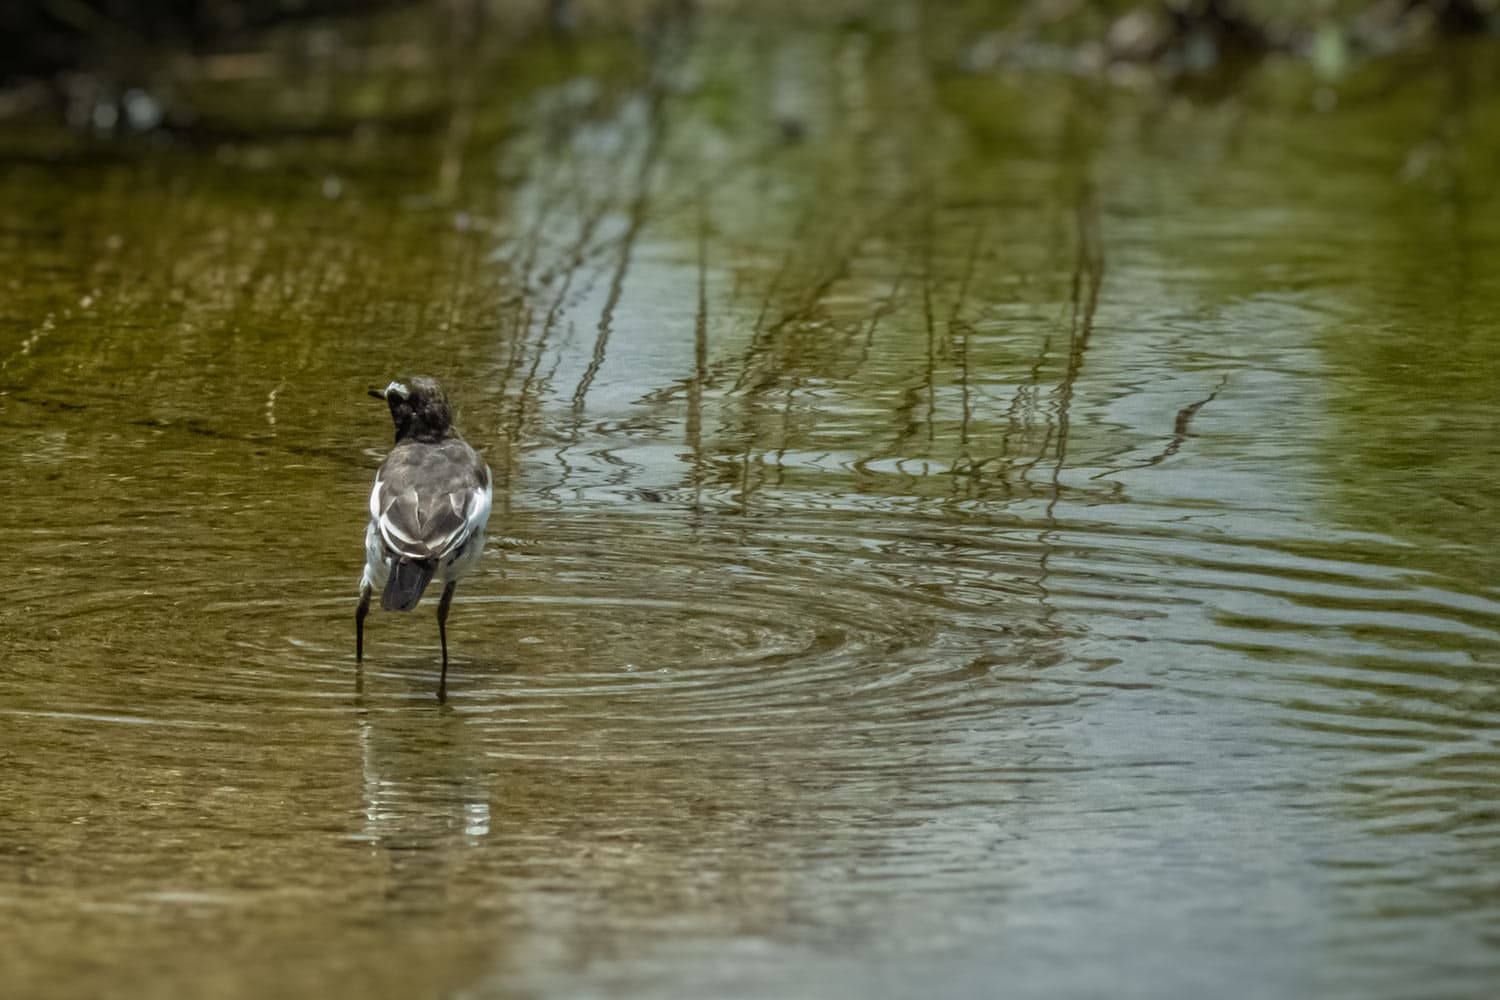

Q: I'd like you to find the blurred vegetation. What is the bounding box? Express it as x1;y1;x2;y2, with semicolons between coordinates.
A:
2;1;1497;134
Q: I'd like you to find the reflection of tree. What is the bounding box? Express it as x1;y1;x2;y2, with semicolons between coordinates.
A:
484;5;1167;519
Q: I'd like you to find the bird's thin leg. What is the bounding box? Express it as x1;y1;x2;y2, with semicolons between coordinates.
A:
356;584;372;661
436;581;457;702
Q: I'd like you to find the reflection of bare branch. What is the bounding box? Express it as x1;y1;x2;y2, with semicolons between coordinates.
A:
773;379;796;486
687;192;710;510
949;221;985;496
570;88;667;418
506;17;696;447
1031;182;1104;623
1047;185;1104;508
510;201;607;442
733;193;914;397
731;244;841;395
882;206;943;461
860;262;905;366
731;243;791;395
922;227;937;445
1000;340;1053;494
1090;375;1228;479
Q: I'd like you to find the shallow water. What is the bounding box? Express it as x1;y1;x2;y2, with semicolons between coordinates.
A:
3;5;1500;998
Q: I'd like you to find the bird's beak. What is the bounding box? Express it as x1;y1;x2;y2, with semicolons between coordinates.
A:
369;380;410;401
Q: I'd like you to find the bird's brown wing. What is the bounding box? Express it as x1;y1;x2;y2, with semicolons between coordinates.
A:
369;438;489;562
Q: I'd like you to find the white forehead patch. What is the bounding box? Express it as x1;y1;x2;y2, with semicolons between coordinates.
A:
386;380;410;398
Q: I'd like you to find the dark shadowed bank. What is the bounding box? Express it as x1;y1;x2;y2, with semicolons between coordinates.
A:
3;1;1498;131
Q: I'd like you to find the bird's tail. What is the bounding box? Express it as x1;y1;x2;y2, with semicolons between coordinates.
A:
382;558;436;612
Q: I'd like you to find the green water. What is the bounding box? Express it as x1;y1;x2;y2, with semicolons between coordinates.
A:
3;5;1500;998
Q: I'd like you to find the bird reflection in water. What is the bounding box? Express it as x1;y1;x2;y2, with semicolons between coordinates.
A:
353;693;492;910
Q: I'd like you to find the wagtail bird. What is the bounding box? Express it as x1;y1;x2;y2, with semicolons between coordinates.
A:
356;376;492;701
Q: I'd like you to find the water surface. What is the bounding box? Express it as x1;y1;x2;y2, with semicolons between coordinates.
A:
3;6;1500;998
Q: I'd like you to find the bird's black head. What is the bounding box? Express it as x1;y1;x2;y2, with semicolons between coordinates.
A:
369;376;454;443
